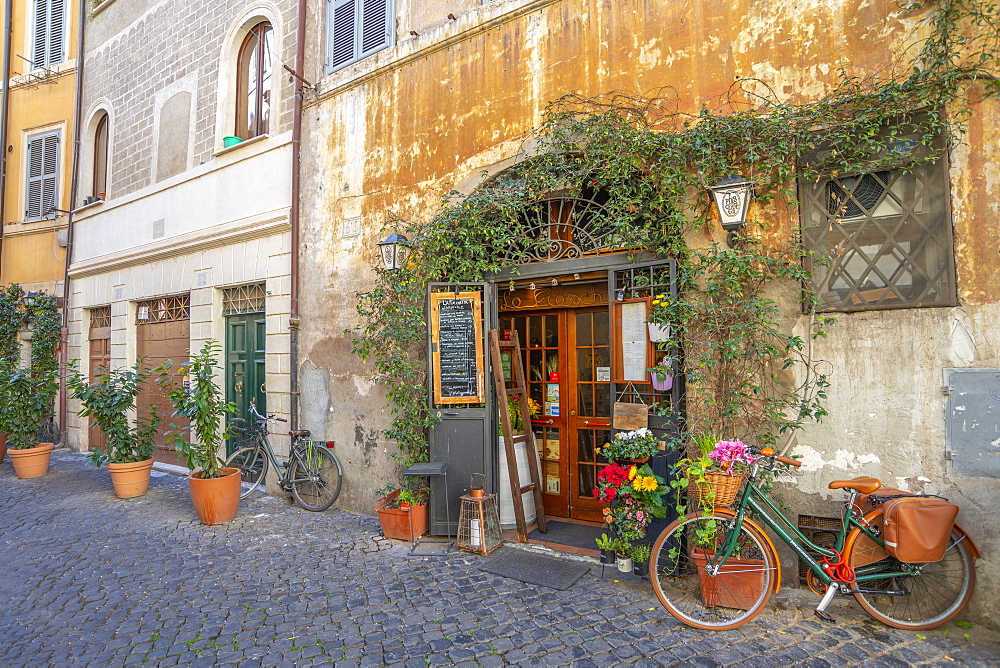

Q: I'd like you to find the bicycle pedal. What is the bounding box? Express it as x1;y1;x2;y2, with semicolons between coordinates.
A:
279;481;292;491
814;610;837;623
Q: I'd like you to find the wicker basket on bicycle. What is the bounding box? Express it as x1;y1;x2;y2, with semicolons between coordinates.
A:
688;472;744;508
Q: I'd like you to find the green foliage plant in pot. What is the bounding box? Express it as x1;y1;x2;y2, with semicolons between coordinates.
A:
599;427;659;463
67;360;161;498
0;361;59;478
374;481;429;540
157;341;238;525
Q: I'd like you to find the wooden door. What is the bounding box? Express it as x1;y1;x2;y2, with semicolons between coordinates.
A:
136;296;190;467
226;312;266;455
87;307;112;453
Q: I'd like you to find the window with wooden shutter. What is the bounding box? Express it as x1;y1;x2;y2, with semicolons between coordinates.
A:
26;131;60;221
325;0;393;75
32;0;65;69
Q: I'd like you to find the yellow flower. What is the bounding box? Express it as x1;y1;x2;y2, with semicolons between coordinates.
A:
628;466;637;480
633;475;658;492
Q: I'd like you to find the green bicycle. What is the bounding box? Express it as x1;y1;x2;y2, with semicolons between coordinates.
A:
225;401;343;512
650;446;979;630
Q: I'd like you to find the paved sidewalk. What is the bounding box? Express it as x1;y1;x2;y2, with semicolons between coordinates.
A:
1;449;998;667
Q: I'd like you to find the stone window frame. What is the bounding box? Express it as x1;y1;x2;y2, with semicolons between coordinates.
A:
31;0;66;71
25;128;60;221
79;102;114;203
235;22;274;140
798;134;957;312
324;0;395;75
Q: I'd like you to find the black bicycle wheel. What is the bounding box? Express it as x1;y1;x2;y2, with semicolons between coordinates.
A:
289;445;342;511
225;445;268;499
650;512;776;630
845;511;976;629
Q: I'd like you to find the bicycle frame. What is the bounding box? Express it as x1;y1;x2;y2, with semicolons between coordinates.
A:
243;413;322;485
711;466;890;589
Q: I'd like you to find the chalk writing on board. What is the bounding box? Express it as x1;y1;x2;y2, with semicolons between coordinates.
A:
437;298;478;398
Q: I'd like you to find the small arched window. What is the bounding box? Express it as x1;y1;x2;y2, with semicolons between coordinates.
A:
93;112;109;197
236;22;273;140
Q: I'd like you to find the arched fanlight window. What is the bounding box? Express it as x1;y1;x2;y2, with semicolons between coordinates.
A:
236;22;273;140
93;112;109;197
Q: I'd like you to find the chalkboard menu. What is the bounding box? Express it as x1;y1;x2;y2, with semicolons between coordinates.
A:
430;291;485;404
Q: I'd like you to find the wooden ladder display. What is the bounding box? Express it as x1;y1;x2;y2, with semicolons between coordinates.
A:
488;329;548;542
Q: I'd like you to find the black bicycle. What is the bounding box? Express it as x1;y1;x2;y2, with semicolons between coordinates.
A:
224;402;343;511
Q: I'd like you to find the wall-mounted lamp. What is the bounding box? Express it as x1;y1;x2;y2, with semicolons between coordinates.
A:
708;175;754;246
21;291;38;308
376;233;411;271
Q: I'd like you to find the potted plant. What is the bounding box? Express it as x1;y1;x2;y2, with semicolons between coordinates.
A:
594;461;669;574
596;533;620;565
67;360;161;498
0;363;59;479
646;354;673;392
678;437;759;509
599;427;659;463
157;341;238;525
630;542;651;577
375;482;429;541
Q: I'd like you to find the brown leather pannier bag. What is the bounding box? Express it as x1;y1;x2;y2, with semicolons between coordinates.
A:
881;496;959;563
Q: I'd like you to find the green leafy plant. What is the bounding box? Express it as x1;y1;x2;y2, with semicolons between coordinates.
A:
595;533;627;555
599;428;659;461
157;340;234;478
0;284;24;364
0;363;58;449
629;542;651;563
67;360;161;465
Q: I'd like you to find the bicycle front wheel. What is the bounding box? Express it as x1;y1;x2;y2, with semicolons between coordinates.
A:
225;445;269;499
289;445;343;511
650;512;777;630
845;510;975;629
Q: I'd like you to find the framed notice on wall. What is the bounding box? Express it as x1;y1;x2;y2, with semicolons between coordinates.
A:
430;291;485;404
612;297;651;383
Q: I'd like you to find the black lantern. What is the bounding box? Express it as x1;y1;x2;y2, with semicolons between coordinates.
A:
21;291;38;308
708;175;754;233
377;234;410;271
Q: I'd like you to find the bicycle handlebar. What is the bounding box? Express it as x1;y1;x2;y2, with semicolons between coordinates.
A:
753;447;802;468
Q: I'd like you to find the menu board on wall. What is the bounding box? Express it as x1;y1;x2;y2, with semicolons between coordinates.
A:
430;291;485;404
612;298;650;383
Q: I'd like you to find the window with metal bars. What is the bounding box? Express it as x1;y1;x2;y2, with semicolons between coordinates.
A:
90;306;111;330
32;0;65;70
135;295;190;324
222;284;266;315
26;131;60;220
325;0;394;75
236;23;273;140
799;137;956;312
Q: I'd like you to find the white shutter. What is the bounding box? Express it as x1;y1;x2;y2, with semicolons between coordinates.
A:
328;0;357;72
47;0;65;66
359;0;391;57
26;132;59;220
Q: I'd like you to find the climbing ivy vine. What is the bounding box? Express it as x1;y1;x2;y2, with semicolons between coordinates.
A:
351;0;1000;479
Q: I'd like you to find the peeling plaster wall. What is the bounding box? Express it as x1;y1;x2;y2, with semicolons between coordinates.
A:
299;0;1000;619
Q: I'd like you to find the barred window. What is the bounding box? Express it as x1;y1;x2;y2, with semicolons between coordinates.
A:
799;138;955;312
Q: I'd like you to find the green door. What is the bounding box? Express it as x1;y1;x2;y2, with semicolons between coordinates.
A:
226;312;266;455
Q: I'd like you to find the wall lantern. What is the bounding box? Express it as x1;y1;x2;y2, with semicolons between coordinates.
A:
376;233;411;271
21;291;39;308
708;175;754;243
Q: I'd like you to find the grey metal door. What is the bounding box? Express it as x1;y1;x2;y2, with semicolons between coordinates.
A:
427;282;496;536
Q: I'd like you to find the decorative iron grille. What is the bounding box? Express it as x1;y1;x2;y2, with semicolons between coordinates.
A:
799;143;955;311
135;295;190;324
222;284;266;315
89;306;111;330
500;196;624;264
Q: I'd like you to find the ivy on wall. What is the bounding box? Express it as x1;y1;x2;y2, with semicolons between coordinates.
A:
351;0;1000;481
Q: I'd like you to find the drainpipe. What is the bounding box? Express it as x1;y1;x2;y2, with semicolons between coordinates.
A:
288;0;306;431
59;0;86;445
0;0;13;277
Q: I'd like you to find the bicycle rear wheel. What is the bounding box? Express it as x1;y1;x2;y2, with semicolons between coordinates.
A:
289;445;342;511
845;510;975;629
225;444;269;499
650;512;776;630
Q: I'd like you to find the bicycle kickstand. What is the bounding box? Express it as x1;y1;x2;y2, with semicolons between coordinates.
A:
814;583;839;623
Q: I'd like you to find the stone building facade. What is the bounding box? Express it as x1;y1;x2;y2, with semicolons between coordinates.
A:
293;0;1000;624
66;0;298;463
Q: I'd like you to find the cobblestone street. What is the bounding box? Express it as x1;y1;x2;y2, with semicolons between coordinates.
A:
1;449;998;667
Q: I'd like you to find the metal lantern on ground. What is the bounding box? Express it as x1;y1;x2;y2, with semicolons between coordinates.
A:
456;474;503;556
708;175;754;246
376;233;411;271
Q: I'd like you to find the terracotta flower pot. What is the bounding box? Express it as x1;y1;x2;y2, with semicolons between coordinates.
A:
376;490;429;541
0;433;7;462
691;547;766;609
187;467;241;525
107;458;154;498
9;442;54;479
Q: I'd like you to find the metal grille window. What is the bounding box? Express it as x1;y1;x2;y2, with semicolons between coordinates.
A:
222;284;266;315
135;295;190;324
26;131;60;220
90;306;111;330
325;0;394;75
32;0;65;69
799;139;955;311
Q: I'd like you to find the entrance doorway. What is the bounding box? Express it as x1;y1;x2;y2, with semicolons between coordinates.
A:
87;306;112;454
500;287;611;523
222;285;267;455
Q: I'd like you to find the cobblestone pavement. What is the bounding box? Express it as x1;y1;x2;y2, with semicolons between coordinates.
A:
1;449;998;667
